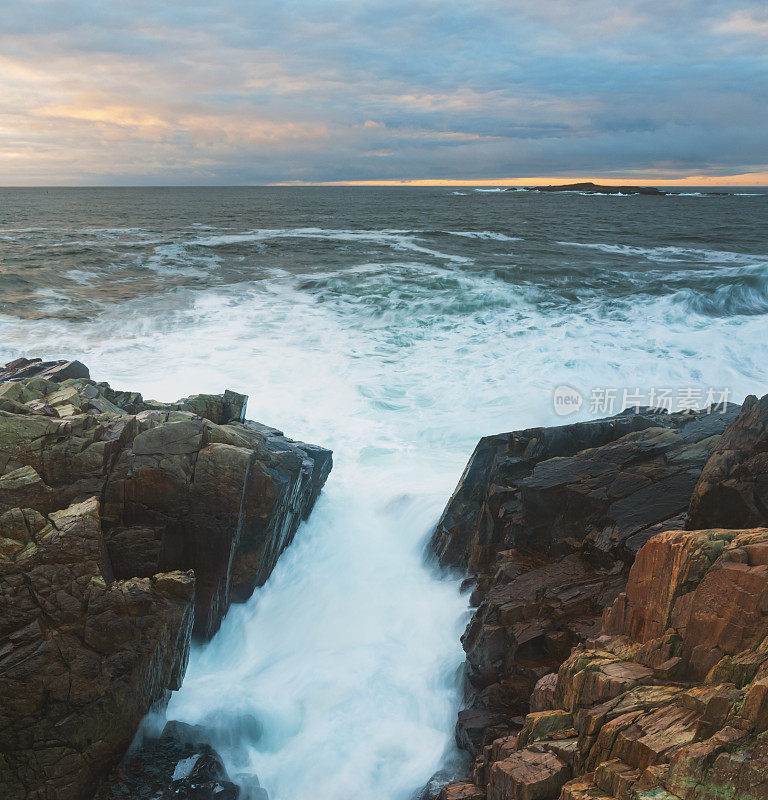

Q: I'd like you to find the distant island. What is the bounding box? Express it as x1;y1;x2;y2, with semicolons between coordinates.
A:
511;181;663;195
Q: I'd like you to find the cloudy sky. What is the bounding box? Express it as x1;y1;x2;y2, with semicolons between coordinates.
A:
1;0;766;185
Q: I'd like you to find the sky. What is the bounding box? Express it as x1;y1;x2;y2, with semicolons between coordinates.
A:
0;0;767;186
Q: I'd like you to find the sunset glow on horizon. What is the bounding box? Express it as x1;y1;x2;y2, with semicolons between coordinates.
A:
272;173;768;188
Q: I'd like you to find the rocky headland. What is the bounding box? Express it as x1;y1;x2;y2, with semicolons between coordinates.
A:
510;183;664;195
433;394;768;800
0;357;331;800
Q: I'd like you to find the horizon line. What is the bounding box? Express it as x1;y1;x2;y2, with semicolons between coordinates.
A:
1;172;768;189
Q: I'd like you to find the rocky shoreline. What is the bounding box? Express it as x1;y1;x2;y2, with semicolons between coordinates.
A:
0;357;332;800
432;394;768;800
5;353;768;800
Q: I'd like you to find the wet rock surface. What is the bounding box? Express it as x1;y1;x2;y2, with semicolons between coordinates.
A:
94;721;267;800
0;358;331;800
433;397;768;799
431;406;739;575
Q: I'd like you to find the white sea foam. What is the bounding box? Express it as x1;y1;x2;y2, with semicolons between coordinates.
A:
192;228;473;264
443;231;522;242
65;269;100;285
144;242;222;276
557;240;768;264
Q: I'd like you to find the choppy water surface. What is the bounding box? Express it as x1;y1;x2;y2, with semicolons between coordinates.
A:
1;187;767;800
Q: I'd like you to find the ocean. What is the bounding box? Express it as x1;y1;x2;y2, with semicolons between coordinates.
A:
1;186;767;800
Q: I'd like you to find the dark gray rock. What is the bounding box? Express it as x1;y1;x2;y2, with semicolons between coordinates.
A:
687;392;768;529
0;357;90;382
94;721;259;800
431;405;740;575
513;182;663;195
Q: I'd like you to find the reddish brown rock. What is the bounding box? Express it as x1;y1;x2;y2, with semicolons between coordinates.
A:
433;398;768;800
602;528;768;679
558;775;607;800
457;553;625;754
530;674;558;713
438;780;487;800
517;711;575;749
488;750;570;800
663;726;757;800
601;529;724;643
434;394;768;800
433;406;740;765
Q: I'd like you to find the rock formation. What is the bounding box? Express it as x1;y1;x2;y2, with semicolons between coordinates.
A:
510;183;664;196
0;357;331;639
94;721;266;800
0;358;332;800
687;392;768;529
434;397;768;799
0;496;195;800
447;527;768;800
431;406;737;576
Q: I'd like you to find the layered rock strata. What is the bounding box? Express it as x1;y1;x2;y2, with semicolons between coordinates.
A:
431;406;739;575
445;527;768;800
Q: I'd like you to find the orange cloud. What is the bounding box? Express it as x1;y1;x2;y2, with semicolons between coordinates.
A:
33;103;170;129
